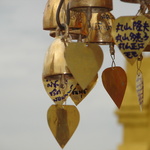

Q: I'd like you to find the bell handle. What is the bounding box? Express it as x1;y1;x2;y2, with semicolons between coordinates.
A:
56;0;70;30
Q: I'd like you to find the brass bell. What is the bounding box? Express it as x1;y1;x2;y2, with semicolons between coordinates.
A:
85;12;115;44
42;38;70;77
48;11;87;39
43;0;66;30
42;32;77;104
43;0;86;30
69;0;113;12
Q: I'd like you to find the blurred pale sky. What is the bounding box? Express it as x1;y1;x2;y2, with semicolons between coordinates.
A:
0;1;140;150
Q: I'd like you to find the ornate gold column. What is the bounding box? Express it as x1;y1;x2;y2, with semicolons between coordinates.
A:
116;57;150;150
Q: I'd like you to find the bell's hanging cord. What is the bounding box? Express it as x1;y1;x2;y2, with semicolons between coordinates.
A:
135;0;148;16
56;0;70;30
136;54;143;76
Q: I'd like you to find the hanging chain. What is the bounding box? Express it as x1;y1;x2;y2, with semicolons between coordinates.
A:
109;43;116;68
136;54;143;76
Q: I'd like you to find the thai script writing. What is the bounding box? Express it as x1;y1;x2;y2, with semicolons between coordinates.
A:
52;84;74;102
72;87;87;98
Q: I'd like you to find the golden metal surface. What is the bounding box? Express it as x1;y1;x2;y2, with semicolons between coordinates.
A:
47;105;80;148
144;12;150;51
42;37;78;104
112;15;150;65
70;74;98;105
42;37;70;78
69;0;113;12
43;0;86;30
49;29;86;40
85;12;115;44
43;0;66;30
65;42;103;89
102;67;127;109
43;75;77;104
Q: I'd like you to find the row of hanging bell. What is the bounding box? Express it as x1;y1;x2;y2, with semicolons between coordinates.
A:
43;0;115;44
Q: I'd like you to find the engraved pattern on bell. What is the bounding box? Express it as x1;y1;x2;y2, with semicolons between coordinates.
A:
43;0;86;30
85;12;115;44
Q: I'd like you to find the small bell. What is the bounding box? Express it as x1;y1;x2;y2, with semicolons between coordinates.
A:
43;0;86;31
43;0;66;30
42;28;77;104
48;10;87;39
85;12;115;44
69;0;113;12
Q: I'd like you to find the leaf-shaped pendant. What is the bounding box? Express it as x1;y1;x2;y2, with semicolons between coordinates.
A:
102;66;127;108
47;105;80;148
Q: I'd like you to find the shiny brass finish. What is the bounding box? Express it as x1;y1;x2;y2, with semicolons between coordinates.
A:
42;36;78;104
43;0;66;30
70;74;98;105
69;0;113;12
49;11;87;39
42;74;77;104
43;0;86;30
42;37;70;78
65;42;103;89
50;30;86;39
85;12;115;44
47;105;80;148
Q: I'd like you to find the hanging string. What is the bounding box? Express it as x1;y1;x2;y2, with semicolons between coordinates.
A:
136;54;143;75
56;0;70;30
135;0;148;16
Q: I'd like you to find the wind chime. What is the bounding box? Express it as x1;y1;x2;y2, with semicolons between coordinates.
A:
42;0;150;148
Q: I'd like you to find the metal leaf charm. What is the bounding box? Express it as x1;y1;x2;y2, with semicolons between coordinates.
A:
47;105;80;148
70;74;98;105
65;42;103;89
43;75;77;105
112;15;150;65
102;66;127;108
136;72;144;111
